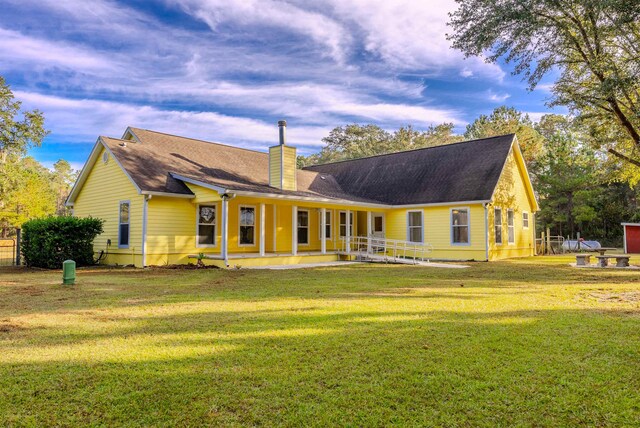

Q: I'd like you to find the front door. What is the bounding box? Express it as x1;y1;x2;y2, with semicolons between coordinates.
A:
371;213;385;238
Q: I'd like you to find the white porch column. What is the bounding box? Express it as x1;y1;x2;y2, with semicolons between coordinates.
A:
366;211;372;253
292;205;298;256
346;209;351;254
320;207;327;254
221;196;229;267
259;203;265;257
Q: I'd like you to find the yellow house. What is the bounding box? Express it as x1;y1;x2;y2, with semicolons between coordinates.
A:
66;121;538;268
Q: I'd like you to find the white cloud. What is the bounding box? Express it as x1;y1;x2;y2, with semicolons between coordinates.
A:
460;68;474;78
13;91;330;150
169;0;350;63
488;91;511;103
0;27;115;72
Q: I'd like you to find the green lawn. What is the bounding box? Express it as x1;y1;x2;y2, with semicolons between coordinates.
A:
1;256;639;427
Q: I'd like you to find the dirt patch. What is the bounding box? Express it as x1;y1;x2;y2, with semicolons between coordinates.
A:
12;286;45;296
586;291;640;303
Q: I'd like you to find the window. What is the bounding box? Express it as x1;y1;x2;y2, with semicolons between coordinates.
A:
407;211;423;243
451;208;470;244
339;211;353;237
118;201;130;248
507;209;515;244
197;205;216;246
239;206;255;245
297;210;309;245
522;212;529;229
494;208;502;245
319;210;332;240
373;215;383;233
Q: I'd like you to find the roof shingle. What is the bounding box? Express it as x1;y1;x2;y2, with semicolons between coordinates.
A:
101;128;515;206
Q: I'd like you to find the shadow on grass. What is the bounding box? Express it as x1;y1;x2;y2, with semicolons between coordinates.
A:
0;306;639;426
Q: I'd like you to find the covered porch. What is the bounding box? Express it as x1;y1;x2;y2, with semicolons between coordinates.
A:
194;196;387;267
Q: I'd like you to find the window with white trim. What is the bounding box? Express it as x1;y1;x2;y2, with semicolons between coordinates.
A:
522;212;529;229
494;208;502;245
197;205;216;246
451;208;469;244
319;210;332;239
339;211;353;237
297;210;309;245
507;209;515;244
407;211;423;243
118;201;130;248
239;206;255;245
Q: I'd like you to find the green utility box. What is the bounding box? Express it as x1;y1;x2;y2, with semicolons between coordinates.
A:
62;260;76;285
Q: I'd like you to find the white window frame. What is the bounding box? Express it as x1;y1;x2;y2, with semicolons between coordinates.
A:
494;207;503;245
372;213;385;235
238;205;256;246
196;204;217;248
407;210;424;243
339;211;353;238
118;200;130;249
297;209;309;245
507;209;515;245
319;209;332;240
450;207;470;246
522;211;529;229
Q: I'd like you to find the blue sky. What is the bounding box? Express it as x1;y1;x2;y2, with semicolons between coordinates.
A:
1;0;561;170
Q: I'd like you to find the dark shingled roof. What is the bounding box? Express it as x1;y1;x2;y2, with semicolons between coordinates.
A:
303;134;516;205
98;128;515;206
101;128;380;204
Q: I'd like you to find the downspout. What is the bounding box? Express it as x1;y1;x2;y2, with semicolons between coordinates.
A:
483;202;489;262
142;194;150;267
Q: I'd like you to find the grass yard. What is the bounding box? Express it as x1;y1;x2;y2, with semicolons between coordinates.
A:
1;256;640;427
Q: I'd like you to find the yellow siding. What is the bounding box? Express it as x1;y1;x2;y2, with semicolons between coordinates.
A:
282;145;297;191
73;146;143;266
268;145;296;191
488;147;536;260
386;204;487;261
268;146;281;188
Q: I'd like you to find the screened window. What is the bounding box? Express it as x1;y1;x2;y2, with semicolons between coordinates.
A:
494;208;502;245
507;209;515;244
297;210;309;245
522;212;529;229
320;210;332;239
197;205;216;246
339;212;353;237
407;211;423;243
451;208;469;244
118;201;130;248
239;206;255;245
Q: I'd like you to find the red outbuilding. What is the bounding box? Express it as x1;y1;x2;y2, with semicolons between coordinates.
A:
623;223;640;254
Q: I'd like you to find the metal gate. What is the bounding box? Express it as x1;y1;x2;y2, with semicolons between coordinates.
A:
0;228;21;266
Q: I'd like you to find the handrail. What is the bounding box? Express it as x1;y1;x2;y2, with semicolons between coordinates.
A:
340;235;433;264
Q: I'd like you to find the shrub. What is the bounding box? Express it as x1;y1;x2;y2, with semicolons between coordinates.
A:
21;216;104;269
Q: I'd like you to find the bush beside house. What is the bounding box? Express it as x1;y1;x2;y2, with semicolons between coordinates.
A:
21;217;104;269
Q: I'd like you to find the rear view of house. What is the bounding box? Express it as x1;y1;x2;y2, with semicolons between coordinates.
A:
66;121;538;267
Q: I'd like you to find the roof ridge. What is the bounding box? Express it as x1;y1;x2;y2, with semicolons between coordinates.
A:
128;127;270;157
303;134;515;169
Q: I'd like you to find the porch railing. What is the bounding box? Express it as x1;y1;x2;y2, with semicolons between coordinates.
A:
340;236;433;264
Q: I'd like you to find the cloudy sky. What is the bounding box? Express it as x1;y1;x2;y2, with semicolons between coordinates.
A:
1;0;560;169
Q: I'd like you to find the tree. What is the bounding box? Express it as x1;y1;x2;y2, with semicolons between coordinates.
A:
299;123;461;166
448;0;640;170
533;114;638;244
0;76;48;164
464;106;545;164
51;159;77;215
